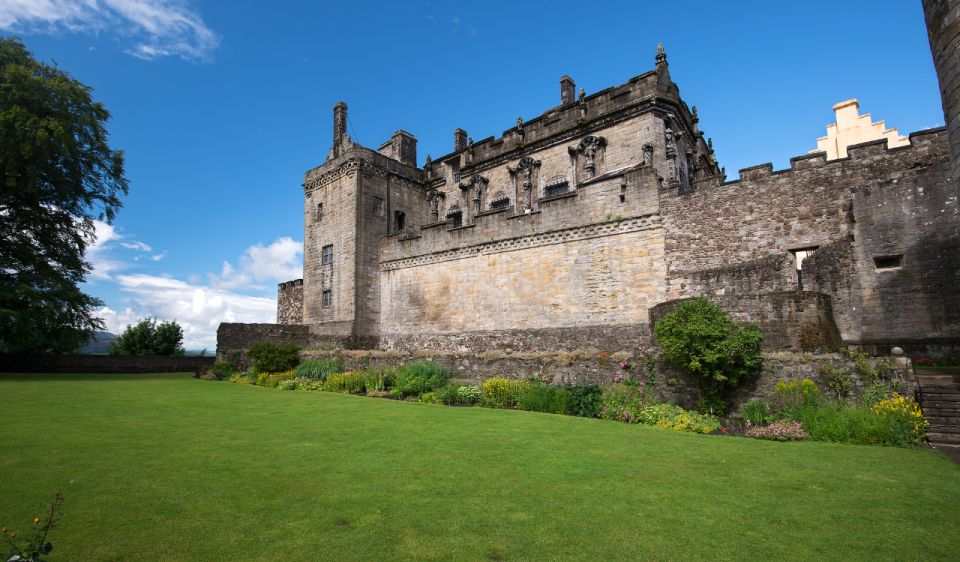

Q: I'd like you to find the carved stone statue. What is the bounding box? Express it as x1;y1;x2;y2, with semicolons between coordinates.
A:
665;128;677;159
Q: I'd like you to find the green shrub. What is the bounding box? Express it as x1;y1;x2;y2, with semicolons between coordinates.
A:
294;358;341;381
861;382;890;408
654;297;763;407
323;372;366;394
247;342;301;374
770;379;821;420
420;391;438;404
456;385;481;405
696;390;727;416
390;361;449;397
228;372;255;385
433;383;464;405
516;383;568;414
637;403;721;434
481;376;532;409
740;399;770;426
363;369;396;393
294;378;324;391
255;370;296;388
210;359;239;379
565;384;603;418
819;363;854;400
600;383;647;422
277;378;298;391
792;403;896;446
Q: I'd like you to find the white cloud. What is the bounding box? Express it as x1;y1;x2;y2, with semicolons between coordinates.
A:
0;0;220;61
149;251;167;261
211;236;303;290
120;240;152;251
98;274;276;349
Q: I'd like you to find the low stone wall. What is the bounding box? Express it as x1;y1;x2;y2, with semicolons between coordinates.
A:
216;323;374;362
378;323;652;353
0;354;214;374
301;349;913;415
649;291;841;351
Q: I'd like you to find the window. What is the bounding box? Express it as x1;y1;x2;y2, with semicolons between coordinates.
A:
321;244;333;265
544;175;569;197
490;197;510;210
446;204;463;228
874;255;903;270
790;246;819;290
316;201;323;221
450;161;461;183
394;210;406;232
373;196;385;216
322;289;332;308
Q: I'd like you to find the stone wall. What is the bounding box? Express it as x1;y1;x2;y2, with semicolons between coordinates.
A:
0;354;214;374
923;0;960;178
300;349;914;415
379;323;651;353
648;291;841;352
277;279;303;324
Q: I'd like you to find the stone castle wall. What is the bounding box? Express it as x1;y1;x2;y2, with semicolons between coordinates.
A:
923;0;960;178
277;279;303;324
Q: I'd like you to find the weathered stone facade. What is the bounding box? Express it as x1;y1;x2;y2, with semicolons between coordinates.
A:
277;279;303;324
218;34;959;361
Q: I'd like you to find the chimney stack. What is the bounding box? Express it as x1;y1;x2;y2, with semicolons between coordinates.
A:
560;75;575;105
332;101;348;158
454;128;468;152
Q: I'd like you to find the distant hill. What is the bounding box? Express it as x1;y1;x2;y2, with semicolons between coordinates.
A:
79;331;118;355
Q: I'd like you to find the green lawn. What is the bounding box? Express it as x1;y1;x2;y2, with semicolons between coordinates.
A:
1;373;958;561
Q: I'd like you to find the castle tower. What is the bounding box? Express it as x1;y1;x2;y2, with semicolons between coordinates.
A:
923;0;960;177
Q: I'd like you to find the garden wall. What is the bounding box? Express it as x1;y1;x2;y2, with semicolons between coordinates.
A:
648;291;841;351
216;323;374;362
0;354;214;374
301;349;914;414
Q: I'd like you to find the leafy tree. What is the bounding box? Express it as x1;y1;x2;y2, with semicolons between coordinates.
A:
246;342;301;373
654;297;763;414
109;319;184;356
0;37;128;354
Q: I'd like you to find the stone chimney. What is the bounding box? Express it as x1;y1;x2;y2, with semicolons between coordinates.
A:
378;130;418;167
454;128;468;152
560;75;575;105
332;101;348;159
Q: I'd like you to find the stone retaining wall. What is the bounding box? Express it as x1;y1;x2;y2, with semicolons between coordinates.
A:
0;354;214;374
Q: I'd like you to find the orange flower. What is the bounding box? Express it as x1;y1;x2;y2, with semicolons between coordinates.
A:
33;517;40;524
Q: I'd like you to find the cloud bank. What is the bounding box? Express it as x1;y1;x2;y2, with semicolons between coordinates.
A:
0;0;220;61
88;221;302;350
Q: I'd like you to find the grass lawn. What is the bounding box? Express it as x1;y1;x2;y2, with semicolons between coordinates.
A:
1;373;959;561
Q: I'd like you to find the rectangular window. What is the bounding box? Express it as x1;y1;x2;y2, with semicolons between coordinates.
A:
373;196;385;216
322;289;332;308
394;210;406;232
321;244;333;265
316;201;323;221
790;246;819;291
874;255;903;270
545;181;569;197
450;161;461;183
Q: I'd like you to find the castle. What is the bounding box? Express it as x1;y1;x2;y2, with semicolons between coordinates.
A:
220;23;959;360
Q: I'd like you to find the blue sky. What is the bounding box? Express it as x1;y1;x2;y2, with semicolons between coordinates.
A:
0;1;944;349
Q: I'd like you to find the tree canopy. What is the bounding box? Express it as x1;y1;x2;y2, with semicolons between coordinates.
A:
0;37;128;353
109;318;185;356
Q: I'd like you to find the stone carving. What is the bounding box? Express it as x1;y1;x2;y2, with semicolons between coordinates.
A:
508;157;541;211
643;144;654;167
569;136;607;180
665;128;677;159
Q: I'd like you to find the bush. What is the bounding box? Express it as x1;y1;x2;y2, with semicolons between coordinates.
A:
696;390;727;417
255;370;296;388
210;359;239;379
247;342;301;374
433;383;465;405
228;372;255;385
861;382;890;408
770;379;821;420
740;399;770;426
654;297;763;405
277;378;298;391
390;361;449;397
600;383;653;422
819;363;854;401
323;372;366;394
456;385;481;405
637;403;721;434
293;378;324;391
792;403;899;446
481;376;532;409
363;369;396;393
294;358;341;381
745;421;808;441
872;393;928;445
564;384;603;418
516;383;568;414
